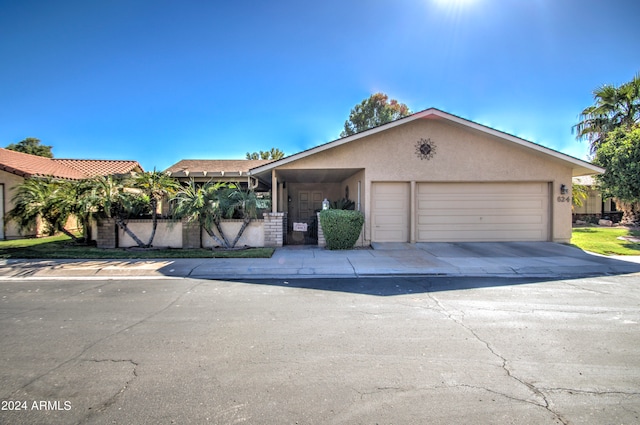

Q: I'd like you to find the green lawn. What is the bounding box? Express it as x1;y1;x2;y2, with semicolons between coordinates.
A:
571;227;640;256
0;235;274;259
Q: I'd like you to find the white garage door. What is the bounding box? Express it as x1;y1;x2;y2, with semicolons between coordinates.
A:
416;182;549;242
372;182;410;242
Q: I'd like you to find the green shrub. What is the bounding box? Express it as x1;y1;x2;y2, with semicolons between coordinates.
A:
319;209;364;250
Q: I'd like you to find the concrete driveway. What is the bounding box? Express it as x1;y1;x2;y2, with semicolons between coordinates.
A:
1;274;640;424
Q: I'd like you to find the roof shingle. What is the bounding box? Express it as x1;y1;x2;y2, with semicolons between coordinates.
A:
0;148;143;179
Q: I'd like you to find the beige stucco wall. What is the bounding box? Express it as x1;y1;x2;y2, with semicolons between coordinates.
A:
118;220;183;248
274;117;575;243
0;170;35;239
202;220;264;248
573;189;602;215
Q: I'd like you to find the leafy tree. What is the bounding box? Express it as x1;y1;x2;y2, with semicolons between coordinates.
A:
7;177;82;241
218;187;259;248
571;184;589;210
574;73;640;153
132;170;180;247
340;93;411;137
6;137;54;158
87;175;151;247
172;180;259;249
172;180;231;248
50;179;97;243
593;126;640;225
246;148;285;160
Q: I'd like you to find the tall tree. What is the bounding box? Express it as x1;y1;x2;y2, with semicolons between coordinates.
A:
7;177;81;241
171;179;230;248
573;73;640;153
132;170;180;247
6;137;54;158
340;93;411;138
593;126;640;225
88;175;150;248
246;148;285;160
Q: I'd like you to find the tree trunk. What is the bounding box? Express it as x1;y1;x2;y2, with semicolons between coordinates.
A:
146;203;158;248
617;201;640;225
114;217;146;247
57;225;82;243
203;227;227;249
214;220;231;248
230;217;251;248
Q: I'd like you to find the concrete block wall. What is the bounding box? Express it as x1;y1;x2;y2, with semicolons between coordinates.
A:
182;218;201;249
96;218;116;248
263;212;286;247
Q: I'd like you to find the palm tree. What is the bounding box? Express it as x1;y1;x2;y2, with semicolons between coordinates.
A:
7;177;82;241
222;188;258;248
132;170;180;247
50;179;96;243
171;179;230;248
88;175;148;247
574;73;640;153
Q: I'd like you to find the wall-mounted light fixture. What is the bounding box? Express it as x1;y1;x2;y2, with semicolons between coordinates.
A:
560;184;568;195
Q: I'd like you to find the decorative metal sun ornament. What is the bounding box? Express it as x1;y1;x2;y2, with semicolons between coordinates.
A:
415;138;436;160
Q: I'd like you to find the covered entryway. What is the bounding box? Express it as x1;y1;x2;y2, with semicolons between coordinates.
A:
416;182;550;242
371;182;410;242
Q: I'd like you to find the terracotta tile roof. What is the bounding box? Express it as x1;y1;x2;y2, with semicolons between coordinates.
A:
53;159;142;177
0;148;143;179
165;159;273;177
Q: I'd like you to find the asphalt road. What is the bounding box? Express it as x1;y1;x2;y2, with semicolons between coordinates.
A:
1;275;639;424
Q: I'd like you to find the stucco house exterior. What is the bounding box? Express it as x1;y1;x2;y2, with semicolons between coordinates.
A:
248;108;603;245
572;175;619;222
0;147;143;239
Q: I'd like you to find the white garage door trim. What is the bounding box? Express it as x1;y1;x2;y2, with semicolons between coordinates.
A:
371;182;410;242
416;182;550;242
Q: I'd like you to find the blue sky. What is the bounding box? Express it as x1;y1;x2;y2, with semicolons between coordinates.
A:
1;0;638;171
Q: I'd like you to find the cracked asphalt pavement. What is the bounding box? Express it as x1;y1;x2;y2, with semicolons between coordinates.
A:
1;274;640;424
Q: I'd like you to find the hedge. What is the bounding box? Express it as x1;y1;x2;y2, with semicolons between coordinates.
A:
319;209;364;250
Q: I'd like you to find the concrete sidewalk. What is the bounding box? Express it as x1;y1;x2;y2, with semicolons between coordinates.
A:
1;242;639;280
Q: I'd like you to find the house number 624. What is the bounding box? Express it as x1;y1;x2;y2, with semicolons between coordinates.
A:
556;196;571;203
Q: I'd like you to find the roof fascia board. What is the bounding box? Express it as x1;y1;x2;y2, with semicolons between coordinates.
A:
428;109;604;174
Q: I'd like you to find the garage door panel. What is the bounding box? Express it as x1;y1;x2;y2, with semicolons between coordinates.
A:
417;182;549;242
418;214;544;225
418;228;546;242
372;183;409;242
418;183;546;195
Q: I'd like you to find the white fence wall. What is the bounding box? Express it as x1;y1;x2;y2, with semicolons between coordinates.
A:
202;220;265;248
118;219;182;248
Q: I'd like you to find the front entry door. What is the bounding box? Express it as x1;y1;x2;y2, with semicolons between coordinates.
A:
299;190;324;218
288;190;323;245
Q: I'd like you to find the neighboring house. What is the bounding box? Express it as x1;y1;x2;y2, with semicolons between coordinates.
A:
164;159;273;189
163;159;274;215
248;108;603;245
572;175;619;222
0;147;143;239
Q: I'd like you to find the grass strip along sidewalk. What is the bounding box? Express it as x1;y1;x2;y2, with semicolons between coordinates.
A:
0;234;274;259
2;228;638;259
571;227;640;256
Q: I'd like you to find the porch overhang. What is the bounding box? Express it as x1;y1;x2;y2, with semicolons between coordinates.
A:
250;168;362;186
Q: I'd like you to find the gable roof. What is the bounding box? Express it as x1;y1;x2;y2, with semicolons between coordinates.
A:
250;108;604;178
53;159;142;177
0;148;143;180
165;159;273;178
